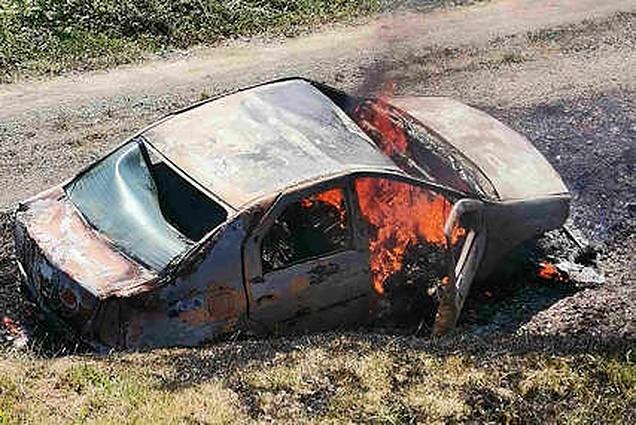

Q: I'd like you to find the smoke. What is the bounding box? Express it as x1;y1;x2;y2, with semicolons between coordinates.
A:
352;11;414;97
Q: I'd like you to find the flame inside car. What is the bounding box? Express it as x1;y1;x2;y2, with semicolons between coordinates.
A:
351;85;466;295
355;178;464;295
300;188;347;225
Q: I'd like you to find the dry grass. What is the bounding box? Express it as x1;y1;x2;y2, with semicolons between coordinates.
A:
0;333;633;424
0;356;247;424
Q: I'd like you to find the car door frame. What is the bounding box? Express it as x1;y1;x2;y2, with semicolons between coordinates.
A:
241;174;373;334
346;170;487;329
242;169;486;334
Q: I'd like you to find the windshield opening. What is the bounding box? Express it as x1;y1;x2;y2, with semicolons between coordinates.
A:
350;99;497;198
317;90;498;199
65;140;228;271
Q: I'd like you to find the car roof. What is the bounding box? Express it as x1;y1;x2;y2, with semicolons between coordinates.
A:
143;79;400;209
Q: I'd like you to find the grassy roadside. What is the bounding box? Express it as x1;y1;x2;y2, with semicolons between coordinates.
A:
0;333;633;424
0;0;396;83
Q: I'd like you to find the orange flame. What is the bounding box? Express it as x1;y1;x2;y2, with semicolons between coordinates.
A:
352;80;465;295
301;188;347;224
354;103;407;157
537;261;566;282
1;316;22;338
355;178;464;295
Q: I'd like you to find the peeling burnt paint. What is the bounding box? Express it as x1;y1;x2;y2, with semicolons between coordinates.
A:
119;219;247;348
18;192;156;297
289;276;310;294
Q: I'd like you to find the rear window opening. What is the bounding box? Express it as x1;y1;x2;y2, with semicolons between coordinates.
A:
65;140;227;270
144;146;228;241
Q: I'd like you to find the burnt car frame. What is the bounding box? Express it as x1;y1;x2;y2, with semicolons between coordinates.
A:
13;78;569;349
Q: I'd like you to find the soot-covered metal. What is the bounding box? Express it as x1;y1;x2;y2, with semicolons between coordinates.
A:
12;78;570;349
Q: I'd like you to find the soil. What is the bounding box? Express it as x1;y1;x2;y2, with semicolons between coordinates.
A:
0;0;634;349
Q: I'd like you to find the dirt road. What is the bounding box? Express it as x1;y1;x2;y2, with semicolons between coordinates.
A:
0;0;629;117
0;0;634;341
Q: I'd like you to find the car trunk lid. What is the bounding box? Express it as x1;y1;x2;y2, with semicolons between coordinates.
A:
391;97;568;200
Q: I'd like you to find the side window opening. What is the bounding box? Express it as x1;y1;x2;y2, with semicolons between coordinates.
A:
261;187;350;273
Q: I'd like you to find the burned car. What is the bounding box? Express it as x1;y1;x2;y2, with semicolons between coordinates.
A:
13;78;569;348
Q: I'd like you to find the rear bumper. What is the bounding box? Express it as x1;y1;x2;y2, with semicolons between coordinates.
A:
15;253;117;352
14;255;93;343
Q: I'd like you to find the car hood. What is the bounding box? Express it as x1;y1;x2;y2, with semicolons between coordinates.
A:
15;186;157;299
391;97;568;200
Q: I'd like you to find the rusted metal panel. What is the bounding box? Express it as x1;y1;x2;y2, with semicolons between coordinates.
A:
144;79;400;208
15;187;156;298
120;218;247;348
247;251;371;332
14;186;157;342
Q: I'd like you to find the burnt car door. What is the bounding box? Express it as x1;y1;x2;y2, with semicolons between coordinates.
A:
351;173;486;330
243;180;372;333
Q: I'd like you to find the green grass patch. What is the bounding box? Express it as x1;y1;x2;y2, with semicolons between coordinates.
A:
0;0;394;82
0;355;246;423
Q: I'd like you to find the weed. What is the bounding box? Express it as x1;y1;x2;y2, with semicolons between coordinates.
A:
199;89;211;101
0;335;633;423
0;374;18;423
501;51;526;64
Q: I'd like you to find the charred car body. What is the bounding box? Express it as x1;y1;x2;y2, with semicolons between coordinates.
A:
13;78;569;349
